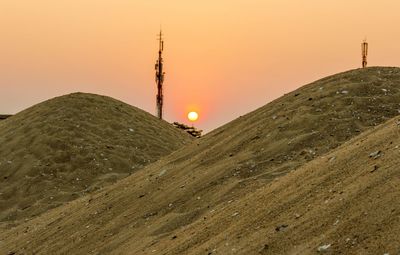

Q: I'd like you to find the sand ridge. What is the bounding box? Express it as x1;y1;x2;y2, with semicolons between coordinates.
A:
1;67;400;254
0;92;193;228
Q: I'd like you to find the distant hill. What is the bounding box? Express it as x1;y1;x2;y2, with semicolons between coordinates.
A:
1;67;400;255
0;93;193;227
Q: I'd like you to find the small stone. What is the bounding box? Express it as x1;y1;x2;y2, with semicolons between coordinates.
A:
232;212;239;217
369;151;382;159
128;128;134;132
258;244;269;253
317;244;331;252
275;224;288;232
371;165;379;173
294;213;301;219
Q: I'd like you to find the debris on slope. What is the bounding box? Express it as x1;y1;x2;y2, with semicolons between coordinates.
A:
173;122;202;138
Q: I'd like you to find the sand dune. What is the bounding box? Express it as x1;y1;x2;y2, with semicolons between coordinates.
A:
1;67;400;254
0;93;192;228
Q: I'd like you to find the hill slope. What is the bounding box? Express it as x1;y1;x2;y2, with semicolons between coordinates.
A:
0;93;192;227
143;117;400;255
1;67;400;254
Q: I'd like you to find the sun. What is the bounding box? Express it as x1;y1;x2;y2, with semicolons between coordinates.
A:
187;111;199;122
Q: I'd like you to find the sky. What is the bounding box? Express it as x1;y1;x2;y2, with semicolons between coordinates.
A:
1;0;400;132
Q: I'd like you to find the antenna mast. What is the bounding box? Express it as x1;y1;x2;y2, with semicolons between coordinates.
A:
155;30;165;119
362;39;368;68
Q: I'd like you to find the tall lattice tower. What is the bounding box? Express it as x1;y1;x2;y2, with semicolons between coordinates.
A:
362;39;368;68
155;30;165;119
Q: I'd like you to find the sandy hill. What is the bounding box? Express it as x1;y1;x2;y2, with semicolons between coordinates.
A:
1;67;400;254
0;93;193;228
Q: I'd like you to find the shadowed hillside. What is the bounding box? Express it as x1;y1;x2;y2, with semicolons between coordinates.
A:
1;67;400;254
0;93;193;228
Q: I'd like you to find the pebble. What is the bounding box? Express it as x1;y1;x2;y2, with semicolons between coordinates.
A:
317;244;331;252
371;165;379;173
275;224;288;232
369;151;382;159
158;169;167;177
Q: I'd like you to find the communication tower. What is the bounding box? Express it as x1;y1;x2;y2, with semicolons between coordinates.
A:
155;30;165;119
362;39;368;68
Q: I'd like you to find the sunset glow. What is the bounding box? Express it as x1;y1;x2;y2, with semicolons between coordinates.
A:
188;111;199;122
1;1;400;132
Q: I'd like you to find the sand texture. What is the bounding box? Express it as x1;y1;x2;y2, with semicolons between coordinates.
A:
1;67;400;254
0;93;192;228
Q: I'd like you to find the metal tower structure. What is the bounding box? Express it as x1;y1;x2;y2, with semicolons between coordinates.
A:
155;30;165;119
362;39;368;68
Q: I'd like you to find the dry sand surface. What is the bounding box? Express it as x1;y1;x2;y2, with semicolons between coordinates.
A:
1;67;400;254
0;93;192;228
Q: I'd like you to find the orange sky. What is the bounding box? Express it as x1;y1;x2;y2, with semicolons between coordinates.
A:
1;0;400;132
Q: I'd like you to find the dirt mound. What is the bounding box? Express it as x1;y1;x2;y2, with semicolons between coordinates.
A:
0;93;192;227
1;67;400;254
143;117;400;255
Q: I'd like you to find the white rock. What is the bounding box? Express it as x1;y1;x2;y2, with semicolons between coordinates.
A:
317;244;331;252
159;169;167;177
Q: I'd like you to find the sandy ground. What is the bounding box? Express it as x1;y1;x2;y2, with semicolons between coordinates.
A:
0;93;192;229
1;67;400;254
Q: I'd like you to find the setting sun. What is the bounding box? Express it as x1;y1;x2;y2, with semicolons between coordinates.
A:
187;111;199;122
